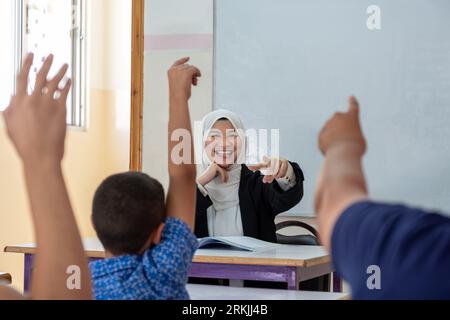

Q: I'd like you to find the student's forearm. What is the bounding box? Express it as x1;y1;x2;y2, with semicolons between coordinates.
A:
165;181;196;228
316;143;368;250
166;60;199;229
23;161;91;299
168;96;196;177
167;96;197;228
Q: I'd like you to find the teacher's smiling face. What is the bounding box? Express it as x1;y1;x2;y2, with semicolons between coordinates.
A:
204;119;242;169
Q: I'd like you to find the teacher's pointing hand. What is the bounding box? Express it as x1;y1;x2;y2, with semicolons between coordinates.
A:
248;157;290;184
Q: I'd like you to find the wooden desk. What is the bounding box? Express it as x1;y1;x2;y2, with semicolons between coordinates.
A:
187;284;349;300
5;238;341;292
0;273;12;285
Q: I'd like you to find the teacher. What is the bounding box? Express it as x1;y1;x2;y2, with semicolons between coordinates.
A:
195;109;305;242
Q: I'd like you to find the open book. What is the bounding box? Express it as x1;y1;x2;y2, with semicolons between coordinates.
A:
197;236;277;252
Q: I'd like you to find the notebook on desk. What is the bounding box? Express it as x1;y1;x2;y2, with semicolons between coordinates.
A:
197;236;278;252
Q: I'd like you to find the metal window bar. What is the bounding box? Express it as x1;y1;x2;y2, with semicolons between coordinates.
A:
13;0;24;95
21;0;86;127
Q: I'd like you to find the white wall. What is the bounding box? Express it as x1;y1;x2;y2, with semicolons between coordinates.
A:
144;0;212;35
142;0;213;189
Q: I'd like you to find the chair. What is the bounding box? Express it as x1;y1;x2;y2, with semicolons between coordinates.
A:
276;220;330;291
0;273;12;285
276;220;321;246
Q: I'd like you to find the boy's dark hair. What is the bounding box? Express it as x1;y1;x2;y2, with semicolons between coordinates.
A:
92;171;166;256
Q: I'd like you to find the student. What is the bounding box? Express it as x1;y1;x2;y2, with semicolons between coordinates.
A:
195;110;305;242
89;57;200;300
1;53;91;299
315;96;450;299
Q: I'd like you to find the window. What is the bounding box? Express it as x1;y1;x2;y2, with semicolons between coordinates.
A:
0;0;19;112
0;0;86;127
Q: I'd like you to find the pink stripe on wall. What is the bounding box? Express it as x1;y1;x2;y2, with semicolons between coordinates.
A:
144;34;213;51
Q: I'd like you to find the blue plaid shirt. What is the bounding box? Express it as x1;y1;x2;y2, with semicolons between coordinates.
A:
90;218;198;300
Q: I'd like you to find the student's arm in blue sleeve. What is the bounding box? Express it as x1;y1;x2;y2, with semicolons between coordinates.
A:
332;201;450;299
143;218;198;287
315;97;450;299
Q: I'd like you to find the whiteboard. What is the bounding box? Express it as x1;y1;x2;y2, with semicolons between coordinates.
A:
214;0;450;215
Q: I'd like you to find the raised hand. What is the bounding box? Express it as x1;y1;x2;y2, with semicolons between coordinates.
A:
166;57;199;230
3;53;71;167
168;57;202;103
318;96;367;157
2;53;91;299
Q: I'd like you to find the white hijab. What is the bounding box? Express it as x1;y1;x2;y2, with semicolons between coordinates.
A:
199;109;246;211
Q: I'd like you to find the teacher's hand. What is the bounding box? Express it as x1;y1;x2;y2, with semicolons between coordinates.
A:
248;157;290;184
197;162;229;186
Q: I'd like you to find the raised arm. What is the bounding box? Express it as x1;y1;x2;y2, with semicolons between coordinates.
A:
314;97;369;250
166;57;201;230
2;54;91;299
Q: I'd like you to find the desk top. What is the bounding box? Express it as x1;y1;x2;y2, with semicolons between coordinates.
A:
4;237;330;267
187;284;349;300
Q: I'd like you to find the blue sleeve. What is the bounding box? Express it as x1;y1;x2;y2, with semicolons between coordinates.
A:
331;201;450;299
143;218;198;287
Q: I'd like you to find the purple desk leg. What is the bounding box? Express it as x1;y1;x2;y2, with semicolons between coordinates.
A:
286;267;300;290
24;254;33;294
333;272;342;292
189;263;300;290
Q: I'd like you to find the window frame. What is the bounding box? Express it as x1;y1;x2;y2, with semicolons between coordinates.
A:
0;0;22;112
69;0;87;128
130;0;144;171
2;0;87;128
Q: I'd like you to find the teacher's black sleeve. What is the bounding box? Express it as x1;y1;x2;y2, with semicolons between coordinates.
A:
261;161;305;216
